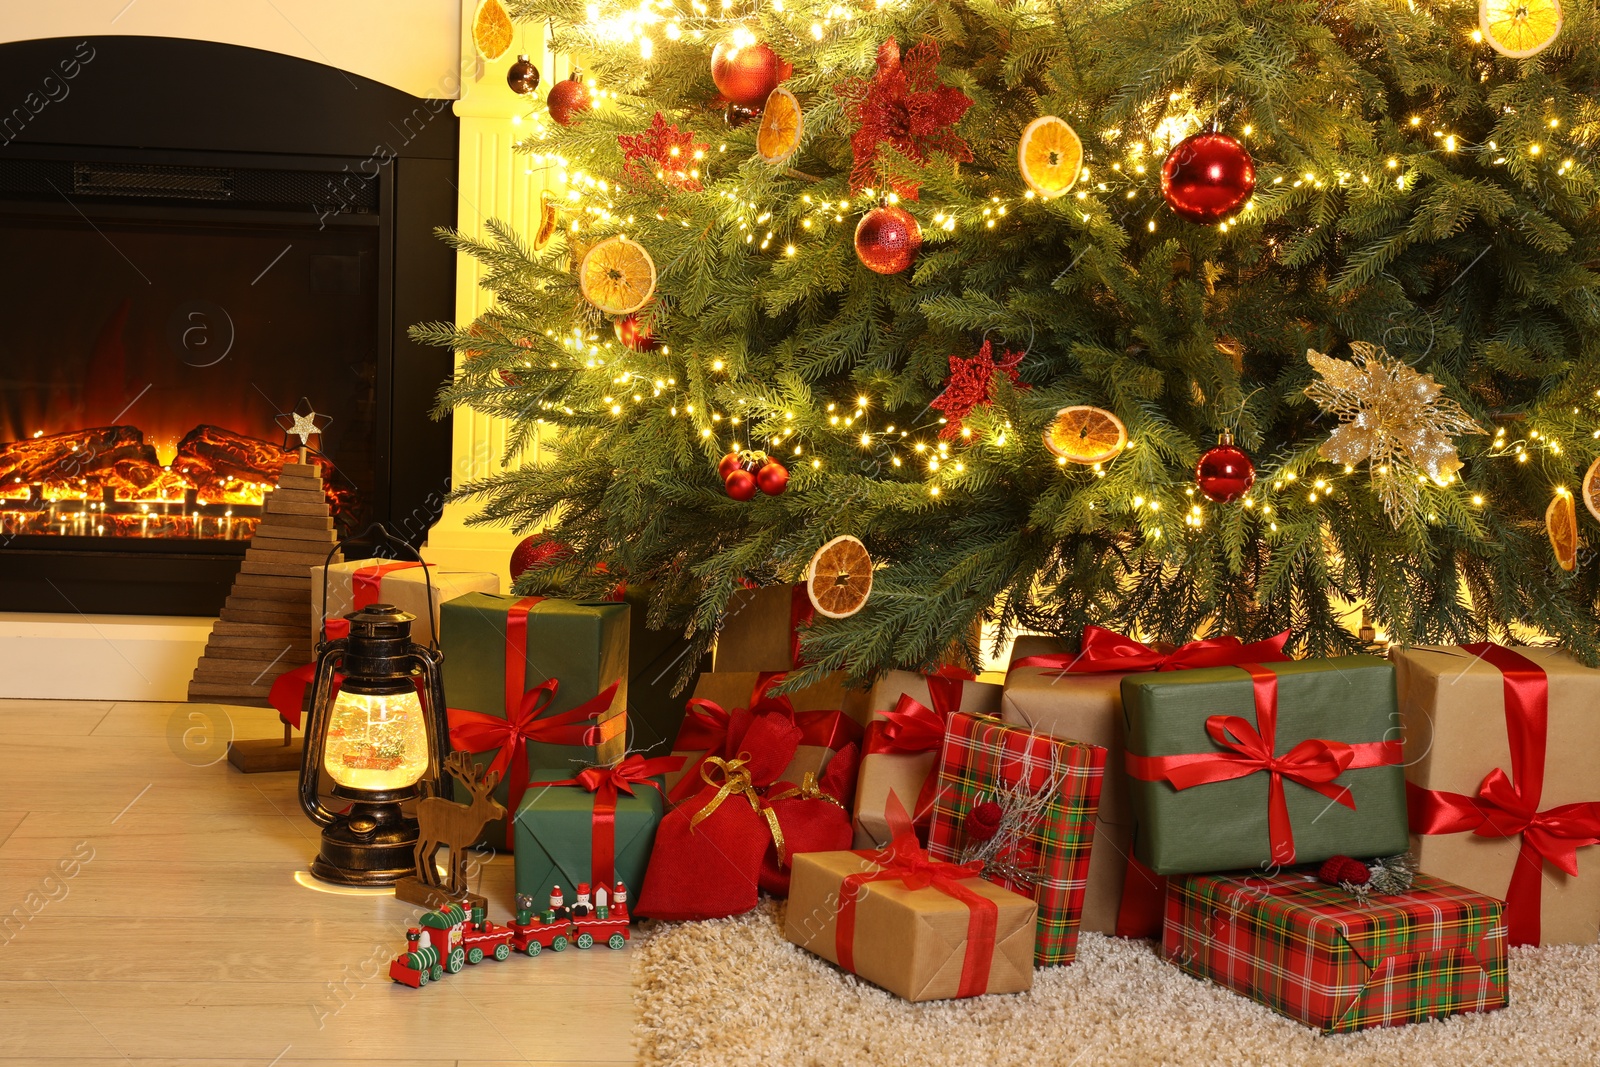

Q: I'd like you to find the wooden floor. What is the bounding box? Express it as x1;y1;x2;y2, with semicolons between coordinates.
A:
0;699;636;1066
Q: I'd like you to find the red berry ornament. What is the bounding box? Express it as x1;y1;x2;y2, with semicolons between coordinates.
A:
1195;430;1255;503
724;468;758;500
1161;131;1255;224
710;39;792;109
1318;855;1372;887
613;314;657;352
965;800;1003;841
854;206;922;275
755;459;789;495
547;73;591;126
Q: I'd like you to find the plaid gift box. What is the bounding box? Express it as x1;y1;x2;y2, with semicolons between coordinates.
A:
926;712;1105;966
1164;871;1508;1033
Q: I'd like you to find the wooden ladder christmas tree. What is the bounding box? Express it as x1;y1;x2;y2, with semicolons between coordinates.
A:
188;456;341;714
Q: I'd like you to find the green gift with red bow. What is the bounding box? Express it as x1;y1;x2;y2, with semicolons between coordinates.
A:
514;755;679;910
1121;655;1408;875
442;593;629;849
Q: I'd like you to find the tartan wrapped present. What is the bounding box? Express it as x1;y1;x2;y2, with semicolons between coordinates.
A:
442;593;629;849
854;668;1002;849
1396;643;1600;946
926;712;1106;966
1121;656;1409;876
1164;870;1508;1033
311;559;498;647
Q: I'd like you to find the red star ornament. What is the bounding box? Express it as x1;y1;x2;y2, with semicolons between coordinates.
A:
836;37;973;199
618;112;709;192
931;339;1027;440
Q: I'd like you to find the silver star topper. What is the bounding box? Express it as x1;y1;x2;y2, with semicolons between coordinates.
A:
275;398;333;449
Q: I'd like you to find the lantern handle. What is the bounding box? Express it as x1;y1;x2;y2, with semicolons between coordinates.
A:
316;522;441;652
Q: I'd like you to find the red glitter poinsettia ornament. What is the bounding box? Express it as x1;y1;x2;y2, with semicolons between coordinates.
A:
931;339;1027;440
836;37;973;198
617;112;708;192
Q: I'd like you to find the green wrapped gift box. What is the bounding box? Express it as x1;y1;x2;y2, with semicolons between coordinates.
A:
514;763;669;910
1121;656;1408;876
442;593;630;848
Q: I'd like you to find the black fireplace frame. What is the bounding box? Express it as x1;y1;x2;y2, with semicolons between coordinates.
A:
0;35;458;616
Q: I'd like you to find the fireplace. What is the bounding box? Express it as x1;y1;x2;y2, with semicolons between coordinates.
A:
0;34;458;616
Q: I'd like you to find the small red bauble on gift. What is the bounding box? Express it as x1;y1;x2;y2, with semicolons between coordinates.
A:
613;313;657;351
1161;131;1255;224
725;468;758;500
547;73;591;126
1318;855;1372;887
855;205;921;275
710;38;792;109
964;800;1003;842
755;459;789;495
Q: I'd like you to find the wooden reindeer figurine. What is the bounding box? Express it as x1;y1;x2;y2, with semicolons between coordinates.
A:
394;751;506;911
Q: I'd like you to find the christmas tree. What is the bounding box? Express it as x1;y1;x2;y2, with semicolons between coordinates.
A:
419;0;1600;682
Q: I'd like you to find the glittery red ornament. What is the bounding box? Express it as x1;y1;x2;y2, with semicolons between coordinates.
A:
854;205;921;275
547;73;591;126
718;452;743;480
1161;132;1255;224
710;40;791;109
836;37;973;198
613;313;658;352
511;533;574;578
756;459;789;495
724;468;758;500
931;339;1028;440
617;112;707;191
1195;430;1256;503
965;800;1003;841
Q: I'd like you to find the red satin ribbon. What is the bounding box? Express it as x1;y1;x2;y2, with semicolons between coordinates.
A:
862;680;968;828
1124;663;1402;865
351;560;432;610
538;753;683;890
1013;624;1291;675
835;793;997;998
1406;644;1600;945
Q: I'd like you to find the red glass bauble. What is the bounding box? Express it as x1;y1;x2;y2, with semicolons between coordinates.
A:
1161;132;1256;224
723;101;760;128
755;460;789;495
613;314;657;351
507;54;541;95
547;74;591;126
724;468;758;501
511;533;574;578
717;452;743;480
710;40;791;109
854;206;922;275
1195;432;1256;503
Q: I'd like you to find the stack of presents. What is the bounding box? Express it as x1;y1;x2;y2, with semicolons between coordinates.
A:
318;562;1600;1032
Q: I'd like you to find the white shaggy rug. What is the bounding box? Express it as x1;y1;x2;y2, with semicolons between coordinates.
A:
633;901;1600;1066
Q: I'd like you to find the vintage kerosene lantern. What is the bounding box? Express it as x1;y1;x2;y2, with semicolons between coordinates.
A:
298;602;450;886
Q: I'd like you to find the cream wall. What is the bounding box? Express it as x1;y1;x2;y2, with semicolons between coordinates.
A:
0;1;463;100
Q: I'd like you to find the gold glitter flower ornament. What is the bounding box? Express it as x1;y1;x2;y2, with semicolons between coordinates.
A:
1304;343;1485;524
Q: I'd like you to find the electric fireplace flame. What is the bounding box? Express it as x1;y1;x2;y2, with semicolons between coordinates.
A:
0;423;353;540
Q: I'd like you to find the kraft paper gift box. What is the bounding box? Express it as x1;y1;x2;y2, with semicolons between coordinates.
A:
664;670;867;802
442;593;629;848
1165;871;1507;1033
714;583;810;673
513;758;674;911
311;559;498;645
783;847;1037;1002
853;669;1002;849
1121;656;1409;876
1395;643;1600;946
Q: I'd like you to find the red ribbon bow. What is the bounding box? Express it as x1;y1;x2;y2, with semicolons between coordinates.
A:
862;676;970;830
1125;663;1401;866
1407;643;1600;945
1013;624;1292;675
538;753;683;892
836;792;998;997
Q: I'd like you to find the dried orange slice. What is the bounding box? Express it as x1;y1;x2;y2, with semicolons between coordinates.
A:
1547;489;1578;571
1582;457;1600;525
1480;0;1562;58
473;0;515;61
757;88;803;165
535;192;558;249
1018;116;1083;200
807;535;873;619
578;236;656;315
1044;405;1127;464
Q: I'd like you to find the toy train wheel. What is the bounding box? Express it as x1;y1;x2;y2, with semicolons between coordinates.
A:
468;947;484;965
551;935;568;952
494;943;511;961
447;948;466;974
416;969;429;986
577;932;594;949
608;933;625;950
430;964;444;981
526;940;542;957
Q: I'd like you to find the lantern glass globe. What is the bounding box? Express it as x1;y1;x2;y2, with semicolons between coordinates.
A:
323;688;430;791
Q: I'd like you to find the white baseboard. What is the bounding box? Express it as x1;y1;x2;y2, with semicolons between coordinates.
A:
0;612;214;701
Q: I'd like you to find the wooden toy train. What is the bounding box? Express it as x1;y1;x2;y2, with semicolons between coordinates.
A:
390;881;631;989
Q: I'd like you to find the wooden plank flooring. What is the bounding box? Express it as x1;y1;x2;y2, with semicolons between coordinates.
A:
0;699;636;1066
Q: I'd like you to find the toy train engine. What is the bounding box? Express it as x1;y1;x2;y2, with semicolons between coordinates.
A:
389;928;443;988
419;902;468;974
460;905;514;964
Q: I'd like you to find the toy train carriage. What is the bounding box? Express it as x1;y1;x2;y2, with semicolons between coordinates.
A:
460;906;514;964
510;906;630;955
572;909;629;950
